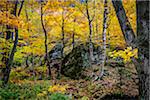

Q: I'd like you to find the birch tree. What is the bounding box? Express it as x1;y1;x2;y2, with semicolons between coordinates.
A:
99;0;108;79
77;0;95;63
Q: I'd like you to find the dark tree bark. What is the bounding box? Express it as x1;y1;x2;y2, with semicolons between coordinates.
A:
61;13;65;59
2;26;12;70
85;0;94;63
25;56;29;68
2;28;18;86
24;3;30;68
72;31;75;49
72;18;76;50
2;0;24;86
40;2;52;78
136;1;149;99
112;1;149;99
59;10;65;79
112;1;135;47
1;1;16;77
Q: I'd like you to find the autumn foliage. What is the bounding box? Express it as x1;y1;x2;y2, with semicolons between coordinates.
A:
0;0;143;100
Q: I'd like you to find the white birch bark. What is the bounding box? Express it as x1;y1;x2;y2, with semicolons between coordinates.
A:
99;0;108;78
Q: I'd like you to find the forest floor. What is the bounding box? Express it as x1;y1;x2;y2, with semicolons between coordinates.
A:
0;63;139;100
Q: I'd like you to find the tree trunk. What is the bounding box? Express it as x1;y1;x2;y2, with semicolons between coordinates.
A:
72;31;75;49
59;11;65;79
136;1;149;99
88;20;94;63
112;1;135;47
25;56;29;68
85;0;94;63
1;2;16;80
61;17;65;59
72;18;76;50
2;28;18;86
2;26;12;72
2;0;24;86
112;1;149;99
99;0;108;78
40;2;51;78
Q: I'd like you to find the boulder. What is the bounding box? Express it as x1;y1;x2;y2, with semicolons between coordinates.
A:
61;43;102;79
48;43;62;60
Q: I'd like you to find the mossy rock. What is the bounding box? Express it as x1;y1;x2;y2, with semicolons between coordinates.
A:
61;43;101;79
48;43;62;60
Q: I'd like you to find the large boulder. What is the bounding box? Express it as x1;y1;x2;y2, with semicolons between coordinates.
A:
61;43;102;79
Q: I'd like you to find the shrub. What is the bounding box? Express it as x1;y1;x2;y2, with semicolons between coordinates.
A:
49;93;70;100
0;81;50;99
